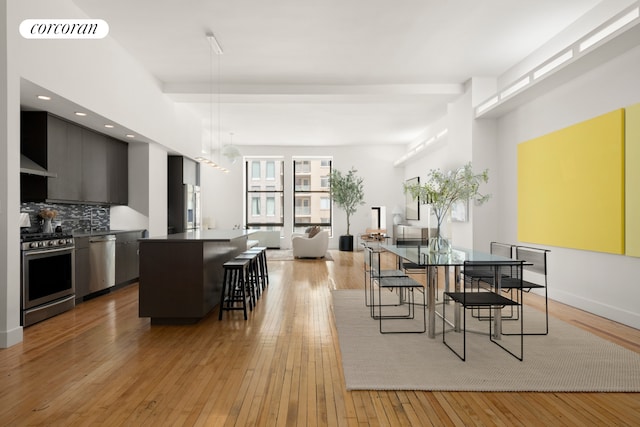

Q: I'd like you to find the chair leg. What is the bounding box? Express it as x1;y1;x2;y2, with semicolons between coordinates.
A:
442;294;466;361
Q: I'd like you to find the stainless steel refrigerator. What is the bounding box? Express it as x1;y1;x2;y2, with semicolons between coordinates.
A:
185;184;201;230
168;156;201;234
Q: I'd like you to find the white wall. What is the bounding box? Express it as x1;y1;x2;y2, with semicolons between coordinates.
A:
200;144;406;249
1;0;24;348
495;43;640;328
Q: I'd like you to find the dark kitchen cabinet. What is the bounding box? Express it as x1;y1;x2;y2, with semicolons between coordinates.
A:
20;111;128;205
81;128;109;203
74;237;90;302
108;140;128;205
115;231;143;285
48;117;82;201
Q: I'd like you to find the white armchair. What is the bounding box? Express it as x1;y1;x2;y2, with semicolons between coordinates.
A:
292;230;329;258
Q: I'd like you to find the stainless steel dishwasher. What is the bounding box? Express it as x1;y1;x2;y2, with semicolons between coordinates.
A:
88;234;116;293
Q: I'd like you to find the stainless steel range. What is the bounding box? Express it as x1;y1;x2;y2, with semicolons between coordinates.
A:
21;233;75;326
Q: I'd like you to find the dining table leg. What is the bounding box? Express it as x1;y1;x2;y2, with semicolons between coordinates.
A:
427;265;437;338
492;265;502;339
454;266;461;332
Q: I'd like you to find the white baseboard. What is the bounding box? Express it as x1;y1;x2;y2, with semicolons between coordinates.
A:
550;289;640;329
0;326;23;348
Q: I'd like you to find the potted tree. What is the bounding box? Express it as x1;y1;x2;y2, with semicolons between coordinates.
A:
329;167;365;251
404;162;490;253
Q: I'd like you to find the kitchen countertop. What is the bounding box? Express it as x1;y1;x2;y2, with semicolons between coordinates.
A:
142;229;253;242
73;229;147;238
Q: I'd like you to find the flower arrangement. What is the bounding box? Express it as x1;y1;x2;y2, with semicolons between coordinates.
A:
39;209;58;220
404;162;490;252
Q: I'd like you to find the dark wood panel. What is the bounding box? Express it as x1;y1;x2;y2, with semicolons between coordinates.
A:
138;238;245;323
115;231;142;285
48;116;82;201
81;128;108;203
108;138;128;204
20;111;128;205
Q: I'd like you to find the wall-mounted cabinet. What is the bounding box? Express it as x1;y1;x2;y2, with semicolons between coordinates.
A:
21;111;128;205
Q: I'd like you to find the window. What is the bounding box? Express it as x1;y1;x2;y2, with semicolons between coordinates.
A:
266;161;275;180
251;197;261;216
251;161;261;180
293;157;332;233
320;197;331;210
246;158;284;227
266;196;275;216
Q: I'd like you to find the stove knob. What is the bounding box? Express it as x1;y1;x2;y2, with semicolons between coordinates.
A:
30;242;39;249
67;239;74;244
48;240;56;246
58;239;66;245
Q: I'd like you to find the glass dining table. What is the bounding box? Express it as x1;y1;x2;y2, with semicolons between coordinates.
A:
380;243;518;339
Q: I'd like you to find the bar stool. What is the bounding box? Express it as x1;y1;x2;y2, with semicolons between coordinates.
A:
246;246;269;291
234;252;260;303
219;258;252;320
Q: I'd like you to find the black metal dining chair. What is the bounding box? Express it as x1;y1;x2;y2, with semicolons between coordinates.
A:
368;246;425;333
481;246;550;335
443;260;524;361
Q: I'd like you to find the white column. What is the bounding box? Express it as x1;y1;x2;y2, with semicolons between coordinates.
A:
1;0;24;347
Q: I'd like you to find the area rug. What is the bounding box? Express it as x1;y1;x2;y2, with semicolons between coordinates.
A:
332;289;640;392
266;249;333;261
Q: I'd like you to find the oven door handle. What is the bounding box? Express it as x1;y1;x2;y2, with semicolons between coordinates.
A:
23;247;74;256
24;294;75;315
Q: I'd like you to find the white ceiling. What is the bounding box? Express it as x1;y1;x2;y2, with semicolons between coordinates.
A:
52;0;603;147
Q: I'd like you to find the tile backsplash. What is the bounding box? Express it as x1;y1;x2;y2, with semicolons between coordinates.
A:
20;202;110;234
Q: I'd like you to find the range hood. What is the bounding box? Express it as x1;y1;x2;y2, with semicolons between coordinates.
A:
20;154;57;178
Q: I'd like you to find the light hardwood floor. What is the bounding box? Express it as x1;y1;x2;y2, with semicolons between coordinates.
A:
1;250;639;426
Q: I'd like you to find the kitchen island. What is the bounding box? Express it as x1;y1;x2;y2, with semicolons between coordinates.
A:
138;229;253;324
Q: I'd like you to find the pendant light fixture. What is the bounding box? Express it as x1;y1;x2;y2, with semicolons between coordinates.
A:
222;132;241;164
196;32;228;173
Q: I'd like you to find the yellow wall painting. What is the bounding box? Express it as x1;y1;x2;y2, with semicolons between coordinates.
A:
626;103;640;257
518;109;625;254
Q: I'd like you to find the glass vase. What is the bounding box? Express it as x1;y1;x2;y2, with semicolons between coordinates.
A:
429;211;452;254
429;228;451;254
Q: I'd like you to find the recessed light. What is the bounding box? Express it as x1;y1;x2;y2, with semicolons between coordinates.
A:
125;134;135;138
37;95;51;101
74;112;87;117
104;124;114;128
